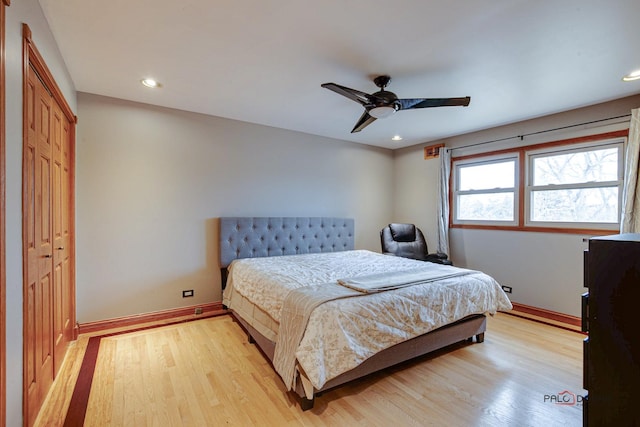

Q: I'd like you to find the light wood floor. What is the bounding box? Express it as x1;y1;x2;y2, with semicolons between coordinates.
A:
36;313;585;426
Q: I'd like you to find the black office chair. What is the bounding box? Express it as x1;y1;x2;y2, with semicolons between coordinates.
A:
380;223;452;265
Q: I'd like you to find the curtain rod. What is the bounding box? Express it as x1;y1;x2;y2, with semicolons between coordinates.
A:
448;113;632;152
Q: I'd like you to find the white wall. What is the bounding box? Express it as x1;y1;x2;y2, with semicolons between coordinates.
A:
4;1;77;425
76;93;394;323
394;94;640;317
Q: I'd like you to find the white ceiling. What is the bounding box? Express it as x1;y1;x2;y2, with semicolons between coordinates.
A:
38;0;640;149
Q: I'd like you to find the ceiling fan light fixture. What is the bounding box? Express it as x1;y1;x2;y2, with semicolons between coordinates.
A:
369;105;397;119
141;78;161;88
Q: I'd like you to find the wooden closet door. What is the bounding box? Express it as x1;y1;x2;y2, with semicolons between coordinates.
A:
52;102;72;374
61;118;73;346
24;64;54;426
23;24;76;426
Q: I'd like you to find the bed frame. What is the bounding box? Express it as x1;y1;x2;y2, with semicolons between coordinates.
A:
219;216;486;410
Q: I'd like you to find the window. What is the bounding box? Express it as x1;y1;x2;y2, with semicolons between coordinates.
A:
526;141;623;228
451;133;626;232
453;155;518;226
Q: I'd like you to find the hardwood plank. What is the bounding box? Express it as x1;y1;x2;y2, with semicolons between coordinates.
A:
36;313;584;426
33;336;88;426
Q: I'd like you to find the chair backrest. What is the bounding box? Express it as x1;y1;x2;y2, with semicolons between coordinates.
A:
380;223;429;261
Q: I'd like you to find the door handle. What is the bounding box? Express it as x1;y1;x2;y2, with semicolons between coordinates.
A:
56;247;64;250
44;254;52;258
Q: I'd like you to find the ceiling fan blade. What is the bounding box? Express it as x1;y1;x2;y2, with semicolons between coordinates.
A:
322;83;373;106
351;110;376;133
399;97;471;110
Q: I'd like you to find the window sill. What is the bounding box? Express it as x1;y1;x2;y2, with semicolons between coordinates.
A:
450;223;617;236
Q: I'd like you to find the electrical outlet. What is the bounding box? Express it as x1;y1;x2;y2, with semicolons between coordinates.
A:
501;285;513;294
194;307;203;315
182;289;194;298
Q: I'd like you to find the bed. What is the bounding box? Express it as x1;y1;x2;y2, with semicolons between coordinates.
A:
220;217;512;410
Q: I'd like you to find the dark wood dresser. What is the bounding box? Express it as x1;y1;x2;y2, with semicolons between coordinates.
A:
583;234;640;426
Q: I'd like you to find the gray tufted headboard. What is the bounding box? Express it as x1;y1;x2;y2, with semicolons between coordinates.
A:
219;217;355;288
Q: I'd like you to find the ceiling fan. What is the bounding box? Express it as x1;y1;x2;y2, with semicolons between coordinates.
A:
321;75;471;133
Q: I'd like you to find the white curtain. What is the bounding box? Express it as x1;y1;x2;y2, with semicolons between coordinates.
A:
437;146;451;254
620;108;640;233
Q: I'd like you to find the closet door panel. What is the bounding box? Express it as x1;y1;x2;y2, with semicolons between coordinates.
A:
61;118;73;344
52;104;66;374
25;65;55;425
24;66;38;411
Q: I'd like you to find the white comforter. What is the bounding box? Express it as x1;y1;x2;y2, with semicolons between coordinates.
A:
223;250;512;390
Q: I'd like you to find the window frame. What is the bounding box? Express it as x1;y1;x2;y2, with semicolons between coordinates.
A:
452;153;520;227
450;130;628;234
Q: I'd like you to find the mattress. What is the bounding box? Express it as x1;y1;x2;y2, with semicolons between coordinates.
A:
222;250;512;390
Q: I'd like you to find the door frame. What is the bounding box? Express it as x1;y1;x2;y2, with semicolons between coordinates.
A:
21;23;76;425
1;1;10;426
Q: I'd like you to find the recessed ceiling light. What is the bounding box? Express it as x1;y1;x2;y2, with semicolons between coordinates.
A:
141;78;161;88
392;135;403;141
622;69;640;82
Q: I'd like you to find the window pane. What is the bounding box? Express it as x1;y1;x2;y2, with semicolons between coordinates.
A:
458;193;514;221
531;187;618;222
459;160;515;191
532;147;619;186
